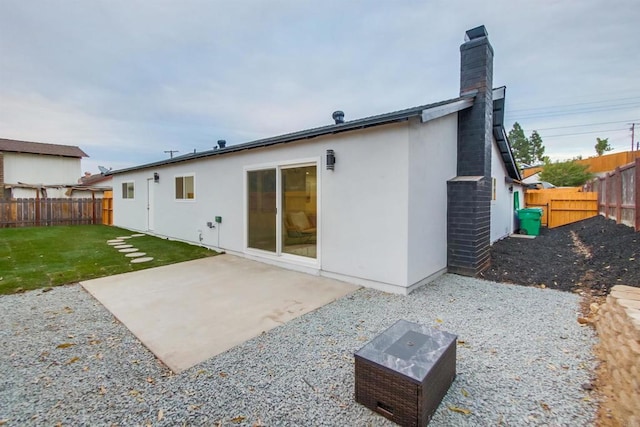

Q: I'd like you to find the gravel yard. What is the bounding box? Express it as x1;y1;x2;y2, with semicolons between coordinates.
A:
1;274;596;426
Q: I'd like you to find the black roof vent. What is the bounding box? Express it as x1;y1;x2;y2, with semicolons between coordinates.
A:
332;110;345;124
217;139;226;148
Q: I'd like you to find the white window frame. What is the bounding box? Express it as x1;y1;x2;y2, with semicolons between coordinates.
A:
243;157;321;267
122;181;135;200
174;173;196;201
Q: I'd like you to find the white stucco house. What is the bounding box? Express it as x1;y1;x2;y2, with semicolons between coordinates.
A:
0;138;108;198
109;26;522;294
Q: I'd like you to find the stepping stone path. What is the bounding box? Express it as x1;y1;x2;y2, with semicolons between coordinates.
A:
107;234;154;264
130;257;154;264
125;252;147;258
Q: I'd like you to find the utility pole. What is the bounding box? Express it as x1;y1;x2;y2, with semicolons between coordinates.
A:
164;150;179;159
629;123;638;152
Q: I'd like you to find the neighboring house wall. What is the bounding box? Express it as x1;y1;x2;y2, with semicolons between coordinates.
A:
4;152;81;184
113;116;459;293
4;152;82;198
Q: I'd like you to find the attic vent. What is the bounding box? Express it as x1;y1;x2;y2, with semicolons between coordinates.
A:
332;111;345;124
217;139;226;148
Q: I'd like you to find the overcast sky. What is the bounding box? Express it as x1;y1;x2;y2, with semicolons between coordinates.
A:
1;0;639;174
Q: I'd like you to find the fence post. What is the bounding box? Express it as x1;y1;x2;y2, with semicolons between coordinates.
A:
616;166;622;225
35;192;41;226
92;193;96;224
635;158;640;231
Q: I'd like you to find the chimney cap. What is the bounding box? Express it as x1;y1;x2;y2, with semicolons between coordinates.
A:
465;25;488;42
332;110;345;124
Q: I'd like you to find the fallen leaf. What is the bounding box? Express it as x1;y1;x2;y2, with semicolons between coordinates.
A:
63;306;73;313
448;405;471;415
189;404;202;410
89;340;101;345
82;366;89;371
230;416;246;423
547;364;557;371
157;409;164;421
146;377;155;384
194;369;207;377
540;402;551;411
219;372;228;378
461;388;470;397
0;420;8;425
129;389;140;396
65;356;80;365
435;318;443;323
99;386;106;395
56;343;75;349
577;317;590;325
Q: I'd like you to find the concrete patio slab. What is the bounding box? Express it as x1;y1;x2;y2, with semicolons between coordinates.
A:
81;255;359;373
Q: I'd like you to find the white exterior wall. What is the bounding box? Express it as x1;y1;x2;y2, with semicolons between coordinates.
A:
113;122;415;292
490;138;517;243
406;115;458;290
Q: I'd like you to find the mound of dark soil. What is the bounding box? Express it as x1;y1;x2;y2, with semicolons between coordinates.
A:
480;215;640;295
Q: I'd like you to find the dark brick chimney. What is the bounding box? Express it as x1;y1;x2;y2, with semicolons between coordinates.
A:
447;25;494;276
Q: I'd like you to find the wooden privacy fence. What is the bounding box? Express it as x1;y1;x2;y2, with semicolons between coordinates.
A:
584;157;640;230
0;197;103;228
525;188;598;228
102;190;113;225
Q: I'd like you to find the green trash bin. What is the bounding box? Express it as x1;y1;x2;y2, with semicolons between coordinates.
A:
518;208;543;236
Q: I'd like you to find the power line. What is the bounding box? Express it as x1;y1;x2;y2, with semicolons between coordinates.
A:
508;102;640;120
524;119;640;132
508;96;640;113
542;127;629;138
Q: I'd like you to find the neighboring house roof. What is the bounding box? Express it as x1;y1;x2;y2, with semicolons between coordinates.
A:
80;173;112;186
109;88;520;180
0;138;88;158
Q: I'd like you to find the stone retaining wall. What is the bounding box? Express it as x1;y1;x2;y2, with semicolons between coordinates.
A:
594;285;640;425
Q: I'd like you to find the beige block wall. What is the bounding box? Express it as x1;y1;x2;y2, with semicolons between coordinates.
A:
594;285;640;425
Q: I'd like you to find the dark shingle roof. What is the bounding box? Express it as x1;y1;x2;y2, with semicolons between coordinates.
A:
0;138;88;158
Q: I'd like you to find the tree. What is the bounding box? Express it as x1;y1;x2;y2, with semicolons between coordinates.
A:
508;122;548;167
595;137;613;156
529;131;547;164
539;160;593;187
508;122;531;167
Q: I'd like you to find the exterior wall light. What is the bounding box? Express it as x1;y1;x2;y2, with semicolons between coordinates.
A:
326;149;336;170
154;172;160;183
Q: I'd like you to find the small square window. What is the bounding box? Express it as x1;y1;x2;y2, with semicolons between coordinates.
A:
122;182;134;199
175;175;195;200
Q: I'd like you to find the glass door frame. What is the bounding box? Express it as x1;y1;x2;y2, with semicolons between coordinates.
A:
244;157;320;266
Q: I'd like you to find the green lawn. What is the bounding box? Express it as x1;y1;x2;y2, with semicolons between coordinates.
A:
0;225;217;295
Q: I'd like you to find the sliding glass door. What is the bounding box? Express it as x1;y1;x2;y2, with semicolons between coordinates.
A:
247;163;317;260
247;169;277;252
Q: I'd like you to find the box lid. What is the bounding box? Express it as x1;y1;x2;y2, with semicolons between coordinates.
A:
355;319;457;383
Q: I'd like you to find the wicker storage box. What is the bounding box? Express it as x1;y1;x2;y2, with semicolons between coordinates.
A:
354;320;457;426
